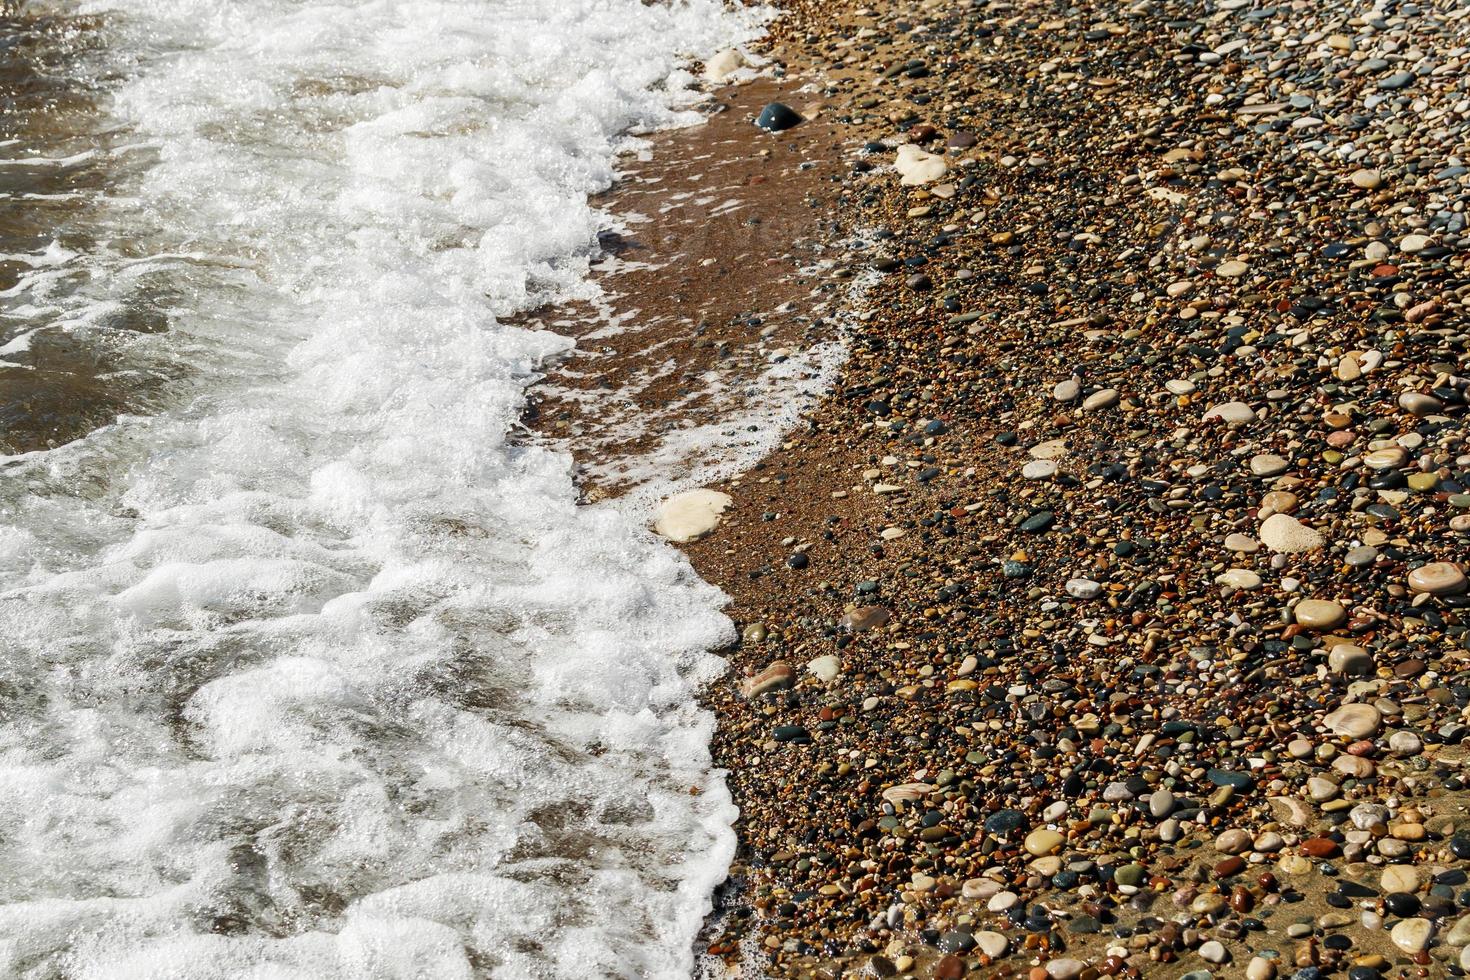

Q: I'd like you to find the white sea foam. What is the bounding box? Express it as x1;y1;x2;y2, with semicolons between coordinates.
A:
0;0;767;976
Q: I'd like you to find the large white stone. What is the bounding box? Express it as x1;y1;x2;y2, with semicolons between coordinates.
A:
895;144;947;185
653;489;733;543
704;48;749;82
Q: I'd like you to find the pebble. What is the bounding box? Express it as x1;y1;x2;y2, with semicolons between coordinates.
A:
1259;514;1325;554
1324;704;1383;740
653;489;732;542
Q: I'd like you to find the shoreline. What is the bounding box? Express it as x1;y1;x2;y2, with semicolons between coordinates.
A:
536;0;1470;976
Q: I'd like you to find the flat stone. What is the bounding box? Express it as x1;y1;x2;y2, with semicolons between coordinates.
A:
1408;561;1467;596
1053;379;1080;402
1294;599;1347;630
1259;513;1325;553
1324;703;1383;740
973;931;1008;958
1045;958;1086;980
1224;533;1260;553
1065;578;1101;599
1217;259;1249;277
1399;391;1443;416
1250;454;1289;477
1204;401;1254;423
654;489;733;542
1217;568;1262;590
1382;865;1420;893
1350;168;1382;189
1024;828;1064;856
1082;388;1118;411
1022;459;1057;480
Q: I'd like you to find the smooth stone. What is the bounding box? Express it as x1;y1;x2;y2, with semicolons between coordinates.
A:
1364;446;1408;470
1205;401;1255;423
1052;379;1080;402
840;606;891;633
1390;917;1431;954
973;931;1008;958
741;661;794;697
1045;959;1086;980
754;102;802;132
1025;828;1064;856
1260;513;1325;553
1389;731;1423;756
1149;789;1175;818
1082;388;1118;411
1250;454;1289;477
1065;578;1101;599
1245;956;1276;980
1166;379;1196;395
1199;940;1229;964
1351;169;1382;189
1225;533;1260;553
1399;391;1442;417
1217;259;1249;277
654;489;733;542
1408;561;1467;596
1262;490;1299;514
1218;568;1262;590
1381;865;1420;893
1328;645;1374;677
704;48;748;82
1324;703;1383;740
1294;599;1347;630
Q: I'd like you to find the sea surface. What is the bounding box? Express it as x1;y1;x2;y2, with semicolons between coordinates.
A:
0;1;764;976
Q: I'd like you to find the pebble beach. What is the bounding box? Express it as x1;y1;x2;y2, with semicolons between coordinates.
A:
637;0;1470;976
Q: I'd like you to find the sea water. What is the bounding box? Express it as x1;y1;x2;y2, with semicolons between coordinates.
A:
0;0;764;975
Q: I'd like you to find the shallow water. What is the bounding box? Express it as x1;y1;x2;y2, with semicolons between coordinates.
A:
0;0;763;975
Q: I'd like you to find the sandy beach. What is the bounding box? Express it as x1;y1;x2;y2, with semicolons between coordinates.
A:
537;0;1470;976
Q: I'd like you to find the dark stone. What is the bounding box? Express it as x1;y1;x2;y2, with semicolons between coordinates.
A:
755;103;802;132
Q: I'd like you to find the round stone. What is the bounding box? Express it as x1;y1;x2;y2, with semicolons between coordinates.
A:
1364;446;1408;470
1165;379;1196;395
1064;578;1101;599
1327;644;1374;676
1324;703;1383;740
1082;388;1118;411
1408;561;1467;596
1217;259;1249;277
1024;828;1064;856
1217;568;1262;590
1204;401;1254;423
1052;378;1080;402
1350;168;1382;189
653;489;733;542
1381;865;1420;894
1390;917;1432;954
1259;513;1325;553
1225;533;1260;553
1250;454;1289;477
1199;940;1229;964
1261;490;1299;514
1294;599;1347;629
